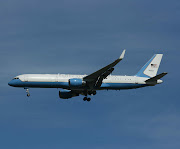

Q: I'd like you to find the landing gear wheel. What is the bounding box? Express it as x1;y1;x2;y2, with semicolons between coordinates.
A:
92;91;96;95
25;88;30;97
87;98;91;102
83;97;87;101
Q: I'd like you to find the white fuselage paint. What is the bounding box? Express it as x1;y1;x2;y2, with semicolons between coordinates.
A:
17;74;147;84
8;52;166;99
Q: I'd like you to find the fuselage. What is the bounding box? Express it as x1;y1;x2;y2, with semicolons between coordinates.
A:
8;74;162;90
8;52;166;100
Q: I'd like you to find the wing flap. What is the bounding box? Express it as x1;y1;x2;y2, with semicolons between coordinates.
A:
95;68;114;87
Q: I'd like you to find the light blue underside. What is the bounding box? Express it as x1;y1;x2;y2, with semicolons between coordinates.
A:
135;55;156;78
8;79;147;90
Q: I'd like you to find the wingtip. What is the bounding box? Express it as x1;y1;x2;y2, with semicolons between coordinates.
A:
119;49;126;59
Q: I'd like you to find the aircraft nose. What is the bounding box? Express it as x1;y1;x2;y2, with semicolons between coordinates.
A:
8;80;13;86
8;79;22;87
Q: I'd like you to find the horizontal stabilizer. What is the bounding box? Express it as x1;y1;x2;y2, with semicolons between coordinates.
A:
145;72;168;83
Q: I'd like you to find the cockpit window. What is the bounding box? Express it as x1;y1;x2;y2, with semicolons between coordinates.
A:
13;77;19;80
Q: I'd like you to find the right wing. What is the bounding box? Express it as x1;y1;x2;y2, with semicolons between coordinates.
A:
83;50;126;88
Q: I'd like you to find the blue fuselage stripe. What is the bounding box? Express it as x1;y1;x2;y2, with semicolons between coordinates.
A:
8;79;147;90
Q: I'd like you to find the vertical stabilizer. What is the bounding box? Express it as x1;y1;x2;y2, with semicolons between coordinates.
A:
136;54;163;78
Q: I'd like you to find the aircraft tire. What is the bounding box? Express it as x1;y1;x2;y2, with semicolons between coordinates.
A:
87;98;91;102
92;91;96;95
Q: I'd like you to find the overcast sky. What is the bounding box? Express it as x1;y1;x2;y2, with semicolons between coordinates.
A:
0;0;180;149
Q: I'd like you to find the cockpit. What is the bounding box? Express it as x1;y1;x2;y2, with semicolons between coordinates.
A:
13;77;19;80
8;77;21;87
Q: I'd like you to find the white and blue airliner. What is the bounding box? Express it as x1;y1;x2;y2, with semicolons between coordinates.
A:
8;50;167;101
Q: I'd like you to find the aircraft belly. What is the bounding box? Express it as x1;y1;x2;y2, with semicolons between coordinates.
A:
24;82;69;88
12;79;69;88
100;83;147;89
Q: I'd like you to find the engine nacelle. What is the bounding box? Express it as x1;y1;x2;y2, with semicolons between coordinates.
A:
69;78;86;88
59;90;79;99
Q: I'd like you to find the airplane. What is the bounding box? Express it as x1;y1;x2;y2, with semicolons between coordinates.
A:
8;50;167;101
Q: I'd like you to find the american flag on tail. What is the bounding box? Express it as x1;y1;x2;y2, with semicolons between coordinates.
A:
151;64;158;68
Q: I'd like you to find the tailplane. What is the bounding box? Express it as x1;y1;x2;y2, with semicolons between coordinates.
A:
145;72;168;85
136;54;163;78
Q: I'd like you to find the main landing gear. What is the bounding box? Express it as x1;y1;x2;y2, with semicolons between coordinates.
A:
83;97;91;102
88;90;96;96
25;88;30;97
83;90;97;102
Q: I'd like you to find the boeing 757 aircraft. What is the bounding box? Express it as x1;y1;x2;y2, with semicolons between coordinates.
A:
8;50;167;101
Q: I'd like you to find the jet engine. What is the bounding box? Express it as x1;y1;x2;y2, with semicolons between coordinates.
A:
59;90;79;99
69;78;86;87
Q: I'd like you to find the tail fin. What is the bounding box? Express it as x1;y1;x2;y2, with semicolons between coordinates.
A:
136;54;163;78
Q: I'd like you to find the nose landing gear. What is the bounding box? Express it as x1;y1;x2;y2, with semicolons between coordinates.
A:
25;88;30;97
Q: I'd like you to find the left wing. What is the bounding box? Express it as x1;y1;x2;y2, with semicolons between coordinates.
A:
83;50;126;88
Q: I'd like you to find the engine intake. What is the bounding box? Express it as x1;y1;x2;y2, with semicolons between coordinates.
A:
69;78;86;87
